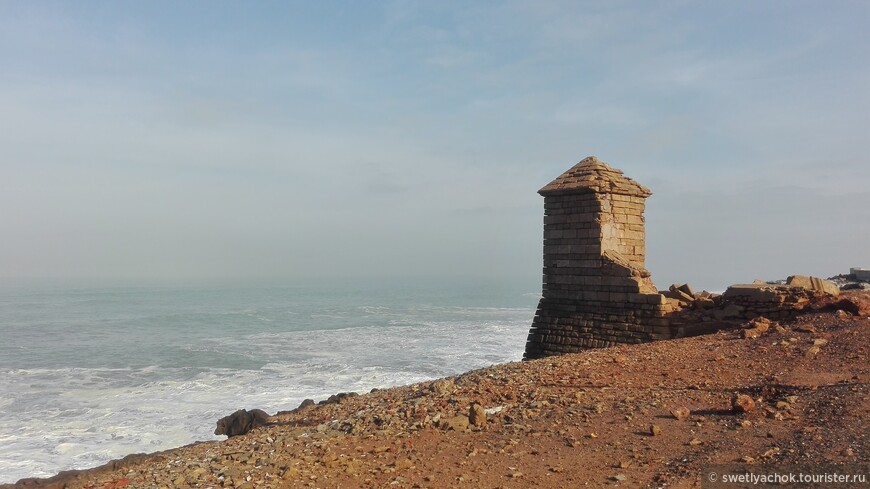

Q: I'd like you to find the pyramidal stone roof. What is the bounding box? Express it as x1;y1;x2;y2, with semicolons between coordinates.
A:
538;156;652;197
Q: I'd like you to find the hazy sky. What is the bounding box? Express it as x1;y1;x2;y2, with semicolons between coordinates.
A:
1;1;868;290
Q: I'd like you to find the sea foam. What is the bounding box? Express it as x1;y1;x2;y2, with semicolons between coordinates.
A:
0;283;535;482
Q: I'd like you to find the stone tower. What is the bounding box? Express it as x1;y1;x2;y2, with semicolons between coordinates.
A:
524;156;678;360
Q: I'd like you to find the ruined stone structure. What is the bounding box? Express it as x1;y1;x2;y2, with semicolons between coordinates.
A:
720;275;840;321
523;156;848;360
524;156;681;360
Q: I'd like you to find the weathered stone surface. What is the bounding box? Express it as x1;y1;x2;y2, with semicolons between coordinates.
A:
732;394;756;414
538;156;652;198
724;284;786;301
440;415;470;432
713;304;744;321
670;407;691;421
214;409;273;437
720;283;826;320
469;403;487;427
677;283;694;297
786;275;840;297
741;328;762;339
526;157;680;360
744;317;772;332
430;379;456;396
668;284;694;303
297;399;315;410
809;293;870;317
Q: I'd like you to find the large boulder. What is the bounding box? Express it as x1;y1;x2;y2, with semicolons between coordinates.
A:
319;392;359;405
214;408;273;437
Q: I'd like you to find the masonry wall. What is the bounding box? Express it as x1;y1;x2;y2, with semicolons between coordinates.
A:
599;194;647;266
524;188;680;360
541;192;604;299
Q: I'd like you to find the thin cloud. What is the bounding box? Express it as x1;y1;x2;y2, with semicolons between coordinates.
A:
0;1;867;283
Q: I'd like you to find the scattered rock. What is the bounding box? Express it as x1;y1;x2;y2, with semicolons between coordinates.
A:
440;415;470;432
650;425;662;436
670;407;690;421
740;316;778;339
732;394;756;414
430;379;455;396
745;317;772;332
742;328;762;339
469;403;487;427
761;447;780;458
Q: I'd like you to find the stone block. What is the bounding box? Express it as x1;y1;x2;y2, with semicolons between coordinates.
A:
785;275;840;297
609;292;628;303
723;284;788;301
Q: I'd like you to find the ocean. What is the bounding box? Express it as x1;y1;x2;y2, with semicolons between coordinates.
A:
0;278;538;483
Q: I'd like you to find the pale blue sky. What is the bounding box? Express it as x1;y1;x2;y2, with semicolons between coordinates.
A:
1;1;868;290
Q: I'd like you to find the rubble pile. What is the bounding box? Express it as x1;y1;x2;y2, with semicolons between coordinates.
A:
662;275;846;324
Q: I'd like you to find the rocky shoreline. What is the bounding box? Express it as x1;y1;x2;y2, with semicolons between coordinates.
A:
5;290;870;488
